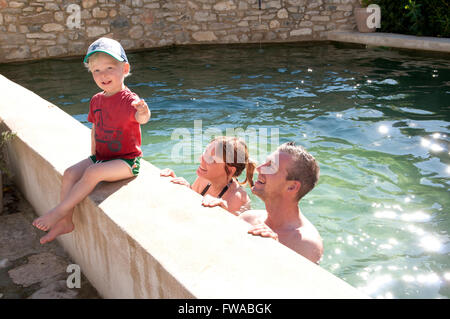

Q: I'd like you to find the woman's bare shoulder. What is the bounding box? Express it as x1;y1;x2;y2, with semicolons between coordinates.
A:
192;176;208;193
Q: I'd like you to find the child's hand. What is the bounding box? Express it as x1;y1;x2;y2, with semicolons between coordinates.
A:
132;99;148;113
132;99;151;124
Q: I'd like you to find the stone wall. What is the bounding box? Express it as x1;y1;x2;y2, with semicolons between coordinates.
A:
0;0;360;63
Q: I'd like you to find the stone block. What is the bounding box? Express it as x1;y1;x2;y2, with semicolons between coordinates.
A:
327;5;337;11
26;33;56;39
144;3;160;9
291;13;304;20
311;15;330;21
277;9;288;19
251;33;263;41
187;1;198;10
119;4;133;16
192;31;218;41
36;39;57;46
336;4;353;11
68;41;85;53
331;11;344;19
8;1;25;8
279;32;288;40
335;18;348;23
82;0;97;9
109;9;117;18
131;0;143;7
193;11;216;22
210;22;231;30
111;16;129;29
19;12;52;24
213;1;236;11
221;34;239;42
158;38;173;46
81;9;92;19
313;25;326;31
86;26;107;37
0;213;40;260
270;20;280;29
54;11;64;22
265;31;277;40
290;28;312;36
57;34;68;44
44;2;60;10
174;31;190;44
238;1;248;10
47;45;68;56
129;25;144;39
19;25;29;33
93;7;108;18
1;34;26;48
286;0;306;5
299;21;314;27
28;280;79;299
266;1;282;9
239;33;249;42
8;253;67;287
261;14;276;20
237;20;249;27
307;1;322;9
42;23;65;32
326;22;336;30
254;23;268;31
186;24;200;31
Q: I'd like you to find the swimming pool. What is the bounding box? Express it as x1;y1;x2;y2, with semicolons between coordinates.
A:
1;42;449;299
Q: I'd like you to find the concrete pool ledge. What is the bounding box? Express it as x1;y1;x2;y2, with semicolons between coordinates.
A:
0;74;368;299
327;31;450;53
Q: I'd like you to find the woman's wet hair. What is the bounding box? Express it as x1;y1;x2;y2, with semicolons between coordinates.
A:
211;136;256;187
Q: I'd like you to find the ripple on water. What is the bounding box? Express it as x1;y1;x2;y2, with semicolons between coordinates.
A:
375;79;399;85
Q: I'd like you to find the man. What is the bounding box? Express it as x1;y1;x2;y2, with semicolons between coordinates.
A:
239;142;323;264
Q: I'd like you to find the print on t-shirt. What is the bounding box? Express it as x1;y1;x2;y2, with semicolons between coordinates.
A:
93;108;123;153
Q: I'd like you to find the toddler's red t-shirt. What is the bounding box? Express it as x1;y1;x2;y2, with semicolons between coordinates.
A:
87;88;143;161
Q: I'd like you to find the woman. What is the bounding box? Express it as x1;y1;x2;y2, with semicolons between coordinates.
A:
160;136;256;216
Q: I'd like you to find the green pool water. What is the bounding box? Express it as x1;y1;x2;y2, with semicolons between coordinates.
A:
1;41;449;299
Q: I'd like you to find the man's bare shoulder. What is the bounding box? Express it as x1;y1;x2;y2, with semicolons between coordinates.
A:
239;209;267;225
289;219;324;264
301;217;322;244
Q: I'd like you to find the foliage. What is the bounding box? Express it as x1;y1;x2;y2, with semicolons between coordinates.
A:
361;0;450;37
0;130;16;178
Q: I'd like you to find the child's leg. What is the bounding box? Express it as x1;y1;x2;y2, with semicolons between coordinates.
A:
33;159;134;233
60;158;95;201
37;158;93;244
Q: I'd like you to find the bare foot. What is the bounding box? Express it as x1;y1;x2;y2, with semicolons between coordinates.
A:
40;219;75;244
32;208;66;232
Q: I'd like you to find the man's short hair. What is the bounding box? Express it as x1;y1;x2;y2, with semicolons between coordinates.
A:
277;142;320;201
